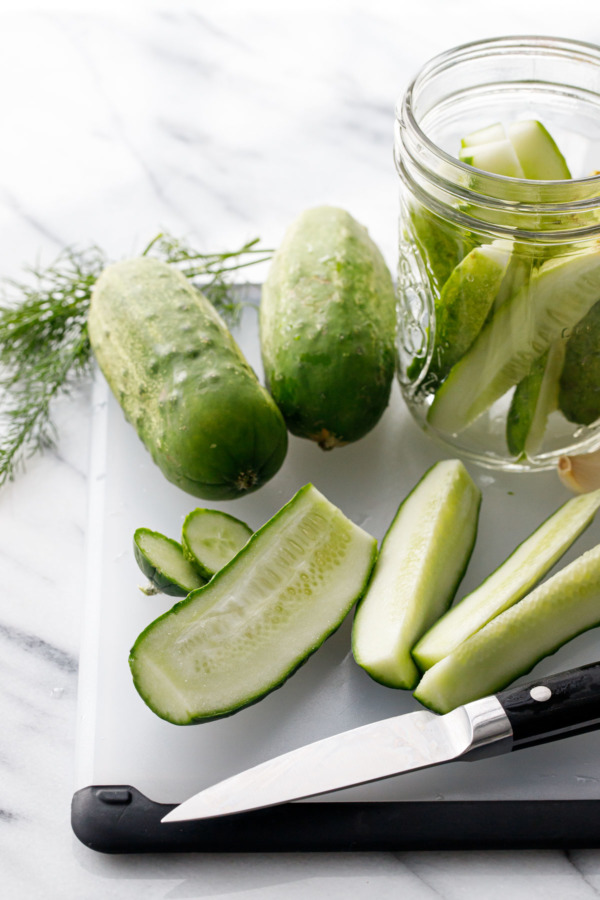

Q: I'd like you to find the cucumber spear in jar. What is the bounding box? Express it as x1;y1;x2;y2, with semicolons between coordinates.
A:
423;120;600;453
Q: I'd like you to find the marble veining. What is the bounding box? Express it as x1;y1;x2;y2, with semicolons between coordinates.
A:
0;623;78;674
2;3;600;898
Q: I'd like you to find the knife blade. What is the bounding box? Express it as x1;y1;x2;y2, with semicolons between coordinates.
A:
162;660;600;823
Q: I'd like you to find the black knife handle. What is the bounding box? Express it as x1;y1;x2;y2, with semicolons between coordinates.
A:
496;661;600;751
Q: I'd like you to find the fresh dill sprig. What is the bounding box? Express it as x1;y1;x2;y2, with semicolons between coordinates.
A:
0;244;106;486
0;233;273;486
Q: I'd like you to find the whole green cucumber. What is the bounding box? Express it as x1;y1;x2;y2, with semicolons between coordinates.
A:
88;257;288;499
260;207;397;449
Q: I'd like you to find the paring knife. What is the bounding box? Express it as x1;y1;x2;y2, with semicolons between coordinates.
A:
162;661;600;823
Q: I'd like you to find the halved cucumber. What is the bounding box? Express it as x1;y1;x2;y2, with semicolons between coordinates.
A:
351;460;481;690
129;484;377;724
182;509;253;579
412;488;600;672
414;541;600;713
428;248;600;434
133;528;207;597
506;340;565;458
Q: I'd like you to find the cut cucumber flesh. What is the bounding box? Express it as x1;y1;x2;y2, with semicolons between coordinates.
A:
430;243;511;381
428;249;600;434
459;139;525;178
351;460;481;690
133;529;207;597
458;120;570;180
508;120;571;180
129;484;377;724
461;123;506;148
182;508;253;579
506;340;565;458
414;541;600;713
412;488;600;672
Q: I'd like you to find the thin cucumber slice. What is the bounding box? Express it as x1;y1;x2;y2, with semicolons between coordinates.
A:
430;242;511;381
351;460;481;690
412;488;600;672
182;508;253;579
506;340;565;458
460;122;506;148
414;541;600;713
133;528;207;597
129;484;377;724
508;120;571;180
428;248;600;434
459;139;525;178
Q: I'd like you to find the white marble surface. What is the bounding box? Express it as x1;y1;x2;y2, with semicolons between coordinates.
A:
4;2;600;897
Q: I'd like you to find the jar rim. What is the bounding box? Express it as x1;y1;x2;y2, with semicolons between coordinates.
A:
397;35;600;209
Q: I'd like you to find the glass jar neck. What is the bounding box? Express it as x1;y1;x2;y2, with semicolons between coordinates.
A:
395;36;600;242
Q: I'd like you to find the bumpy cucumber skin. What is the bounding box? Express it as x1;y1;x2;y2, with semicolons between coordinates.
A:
133;528;206;597
260;207;397;449
559;299;600;426
430;245;510;382
129;484;378;724
181;508;253;579
408;202;478;296
88;258;288;499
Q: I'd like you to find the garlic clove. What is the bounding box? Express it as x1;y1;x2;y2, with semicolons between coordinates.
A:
558;448;600;493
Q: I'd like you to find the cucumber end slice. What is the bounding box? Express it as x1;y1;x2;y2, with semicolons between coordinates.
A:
181;508;253;579
133;528;207;597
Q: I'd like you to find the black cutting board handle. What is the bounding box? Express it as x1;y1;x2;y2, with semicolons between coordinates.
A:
71;784;600;852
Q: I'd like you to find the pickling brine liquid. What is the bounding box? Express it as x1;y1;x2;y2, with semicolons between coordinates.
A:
395;36;600;470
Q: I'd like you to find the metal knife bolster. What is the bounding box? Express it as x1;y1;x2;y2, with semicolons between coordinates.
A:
457;696;514;761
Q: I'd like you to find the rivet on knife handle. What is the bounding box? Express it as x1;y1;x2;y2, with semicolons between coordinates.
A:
496;660;600;750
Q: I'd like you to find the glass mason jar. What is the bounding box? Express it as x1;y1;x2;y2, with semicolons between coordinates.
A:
395;36;600;470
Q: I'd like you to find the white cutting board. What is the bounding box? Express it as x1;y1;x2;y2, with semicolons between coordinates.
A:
75;300;600;806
